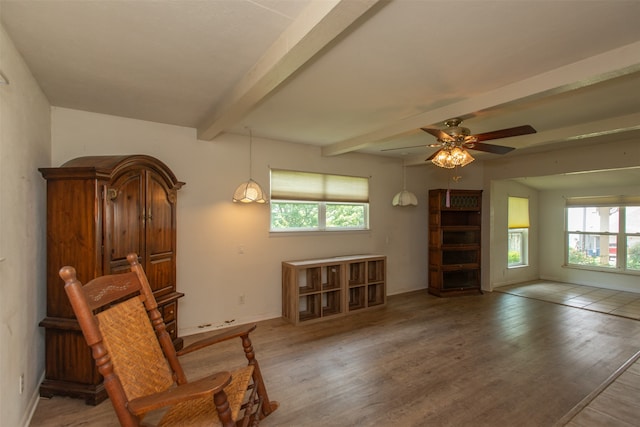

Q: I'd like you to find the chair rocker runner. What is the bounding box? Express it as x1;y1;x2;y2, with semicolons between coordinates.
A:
60;253;278;427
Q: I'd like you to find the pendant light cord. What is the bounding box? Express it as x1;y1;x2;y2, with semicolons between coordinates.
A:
246;126;253;179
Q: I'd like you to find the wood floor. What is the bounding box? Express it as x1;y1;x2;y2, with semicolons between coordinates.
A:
496;281;640;320
30;289;640;426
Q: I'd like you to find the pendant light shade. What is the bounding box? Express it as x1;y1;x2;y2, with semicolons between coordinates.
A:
233;179;267;203
232;128;267;204
392;190;418;207
392;161;418;207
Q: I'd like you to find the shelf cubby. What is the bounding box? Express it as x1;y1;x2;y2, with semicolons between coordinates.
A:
368;283;385;306
298;268;321;294
322;290;342;317
348;287;366;311
298;294;321;322
323;264;342;290
367;259;385;283
348;262;366;285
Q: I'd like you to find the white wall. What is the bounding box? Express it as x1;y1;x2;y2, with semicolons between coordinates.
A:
51;107;431;335
0;23;51;427
485;138;640;291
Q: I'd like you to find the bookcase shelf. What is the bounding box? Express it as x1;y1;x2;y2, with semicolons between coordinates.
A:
282;255;386;325
428;189;483;297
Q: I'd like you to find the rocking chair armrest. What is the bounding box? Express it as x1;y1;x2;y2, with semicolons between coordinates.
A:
177;323;257;356
127;371;232;416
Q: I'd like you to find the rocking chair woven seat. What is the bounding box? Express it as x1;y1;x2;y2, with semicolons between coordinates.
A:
60;253;278;427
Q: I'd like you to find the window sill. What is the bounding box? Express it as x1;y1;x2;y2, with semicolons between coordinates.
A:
562;264;640;276
269;229;371;237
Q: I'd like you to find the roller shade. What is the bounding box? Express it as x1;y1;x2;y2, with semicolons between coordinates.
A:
271;169;369;203
508;197;530;229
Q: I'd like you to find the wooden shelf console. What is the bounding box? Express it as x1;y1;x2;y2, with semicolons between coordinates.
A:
428;189;483;297
282;255;386;325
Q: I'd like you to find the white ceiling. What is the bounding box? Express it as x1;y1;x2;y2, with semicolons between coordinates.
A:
511;166;640;191
2;0;640;180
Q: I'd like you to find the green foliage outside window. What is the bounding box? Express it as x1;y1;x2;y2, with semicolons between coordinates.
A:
628;242;640;270
270;202;368;231
326;204;366;228
271;203;318;229
508;251;521;264
568;248;600;266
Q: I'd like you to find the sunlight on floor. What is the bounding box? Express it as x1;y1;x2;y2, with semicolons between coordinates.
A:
495;282;640;320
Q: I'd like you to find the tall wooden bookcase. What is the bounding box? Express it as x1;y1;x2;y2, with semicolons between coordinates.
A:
282;255;386;325
428;189;482;296
39;155;184;404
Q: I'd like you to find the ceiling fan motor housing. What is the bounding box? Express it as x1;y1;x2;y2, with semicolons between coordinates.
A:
442;119;477;146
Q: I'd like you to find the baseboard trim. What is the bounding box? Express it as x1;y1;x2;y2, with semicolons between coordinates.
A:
21;371;45;427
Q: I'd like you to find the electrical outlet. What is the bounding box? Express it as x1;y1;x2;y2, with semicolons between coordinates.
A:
19;374;24;395
239;294;246;305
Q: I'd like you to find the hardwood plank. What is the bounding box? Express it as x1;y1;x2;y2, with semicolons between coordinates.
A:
566;407;637;427
30;290;640;426
586;391;640;425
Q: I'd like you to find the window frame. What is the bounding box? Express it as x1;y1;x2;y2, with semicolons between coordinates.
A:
508;228;529;268
269;169;370;233
565;202;640;274
508;196;530;269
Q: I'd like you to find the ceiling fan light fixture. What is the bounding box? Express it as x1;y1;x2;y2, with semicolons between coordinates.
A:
431;147;475;169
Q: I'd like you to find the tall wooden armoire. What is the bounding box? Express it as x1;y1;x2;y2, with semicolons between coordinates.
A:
38;155;185;405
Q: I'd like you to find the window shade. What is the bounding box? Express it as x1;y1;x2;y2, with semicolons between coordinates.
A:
271;169;369;203
508;197;530;229
565;195;640;207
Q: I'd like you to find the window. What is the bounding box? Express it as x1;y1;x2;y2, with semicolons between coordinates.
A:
270;169;369;232
508;197;529;267
566;196;640;272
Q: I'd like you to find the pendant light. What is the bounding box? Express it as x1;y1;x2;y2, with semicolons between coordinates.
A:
392;161;418;207
232;128;267;204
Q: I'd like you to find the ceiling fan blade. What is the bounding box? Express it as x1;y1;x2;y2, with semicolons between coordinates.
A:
380;144;426;152
421;127;450;141
425;151;438;161
474;125;536;142
469;142;515;155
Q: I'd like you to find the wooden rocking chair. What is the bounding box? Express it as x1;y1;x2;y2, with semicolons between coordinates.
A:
60;253;278;427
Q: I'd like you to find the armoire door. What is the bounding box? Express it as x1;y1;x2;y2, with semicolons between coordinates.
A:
105;168;146;275
144;169;178;297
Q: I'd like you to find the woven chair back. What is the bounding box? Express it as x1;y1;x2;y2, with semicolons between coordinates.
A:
96;296;174;401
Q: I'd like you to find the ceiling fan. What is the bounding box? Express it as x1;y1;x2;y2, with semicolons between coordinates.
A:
422;118;536;161
382;118;536;168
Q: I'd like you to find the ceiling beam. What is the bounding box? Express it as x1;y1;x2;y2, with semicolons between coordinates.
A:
197;0;381;141
322;40;640;156
516;112;640;148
